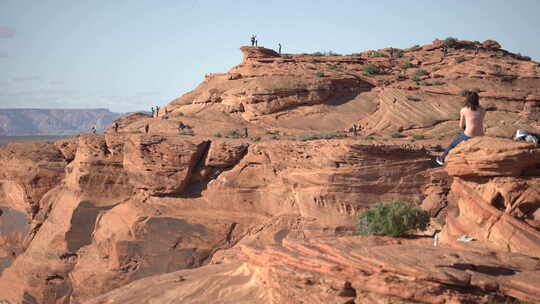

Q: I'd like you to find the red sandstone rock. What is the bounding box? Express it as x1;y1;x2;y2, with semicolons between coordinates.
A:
445;137;540;177
87;229;540;304
483;39;502;49
1;40;540;304
442;137;540;260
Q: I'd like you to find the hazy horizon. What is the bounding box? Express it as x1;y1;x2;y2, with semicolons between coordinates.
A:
1;0;539;112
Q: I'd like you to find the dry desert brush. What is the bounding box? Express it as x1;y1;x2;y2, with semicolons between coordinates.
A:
356;201;430;237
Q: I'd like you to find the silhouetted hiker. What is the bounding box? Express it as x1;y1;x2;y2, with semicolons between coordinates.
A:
178;122;186;131
278;43;282;54
91;125;97;134
250;35;256;46
113;122;118;133
255;39;258;47
389;48;394;59
474;46;480;56
244;128;248;138
442;47;448;57
144;123;149;133
155;106;160;117
436;92;485;165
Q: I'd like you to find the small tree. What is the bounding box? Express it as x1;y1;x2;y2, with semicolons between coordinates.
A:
357;201;430;237
444;37;458;48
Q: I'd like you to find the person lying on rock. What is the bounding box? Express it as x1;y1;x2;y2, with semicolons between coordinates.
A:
436;92;485;165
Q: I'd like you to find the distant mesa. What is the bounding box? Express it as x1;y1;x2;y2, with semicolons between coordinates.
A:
0;108;122;136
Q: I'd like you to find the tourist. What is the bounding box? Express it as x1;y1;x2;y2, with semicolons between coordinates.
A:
144;123;149;133
251;35;256;46
113;122;118;133
436;92;485;165
278;43;282;54
91;125;97;134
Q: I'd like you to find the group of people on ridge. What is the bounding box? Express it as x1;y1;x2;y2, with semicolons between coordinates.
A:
250;35;283;54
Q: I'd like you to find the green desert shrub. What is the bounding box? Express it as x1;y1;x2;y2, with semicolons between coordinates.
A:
362;64;380;75
364;136;374;140
356;201;430;237
402;61;414;69
455;56;466;63
214;132;222;138
328;64;339;70
409;45;421;51
444;37;458;48
310;51;341;56
250;136;261;142
395;74;408;81
391;132;404;138
315;71;326;77
407;95;422;101
515;53;532;61
299;132;346;141
225;129;242;138
412;134;425;140
411;76;422;83
432;66;441;72
325;51;342;56
415;69;429;76
370;51;389;58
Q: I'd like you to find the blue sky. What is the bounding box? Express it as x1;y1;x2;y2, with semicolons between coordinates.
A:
1;0;539;112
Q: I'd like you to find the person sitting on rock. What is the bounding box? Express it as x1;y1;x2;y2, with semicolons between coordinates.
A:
436;92;485;165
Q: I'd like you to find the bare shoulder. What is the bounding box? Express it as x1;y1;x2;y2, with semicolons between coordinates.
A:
479;106;486;115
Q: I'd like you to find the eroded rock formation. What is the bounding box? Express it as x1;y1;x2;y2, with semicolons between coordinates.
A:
1;40;540;303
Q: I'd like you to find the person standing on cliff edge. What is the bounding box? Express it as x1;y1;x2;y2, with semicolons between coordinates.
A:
278;43;282;54
436;92;485;165
250;35;256;46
